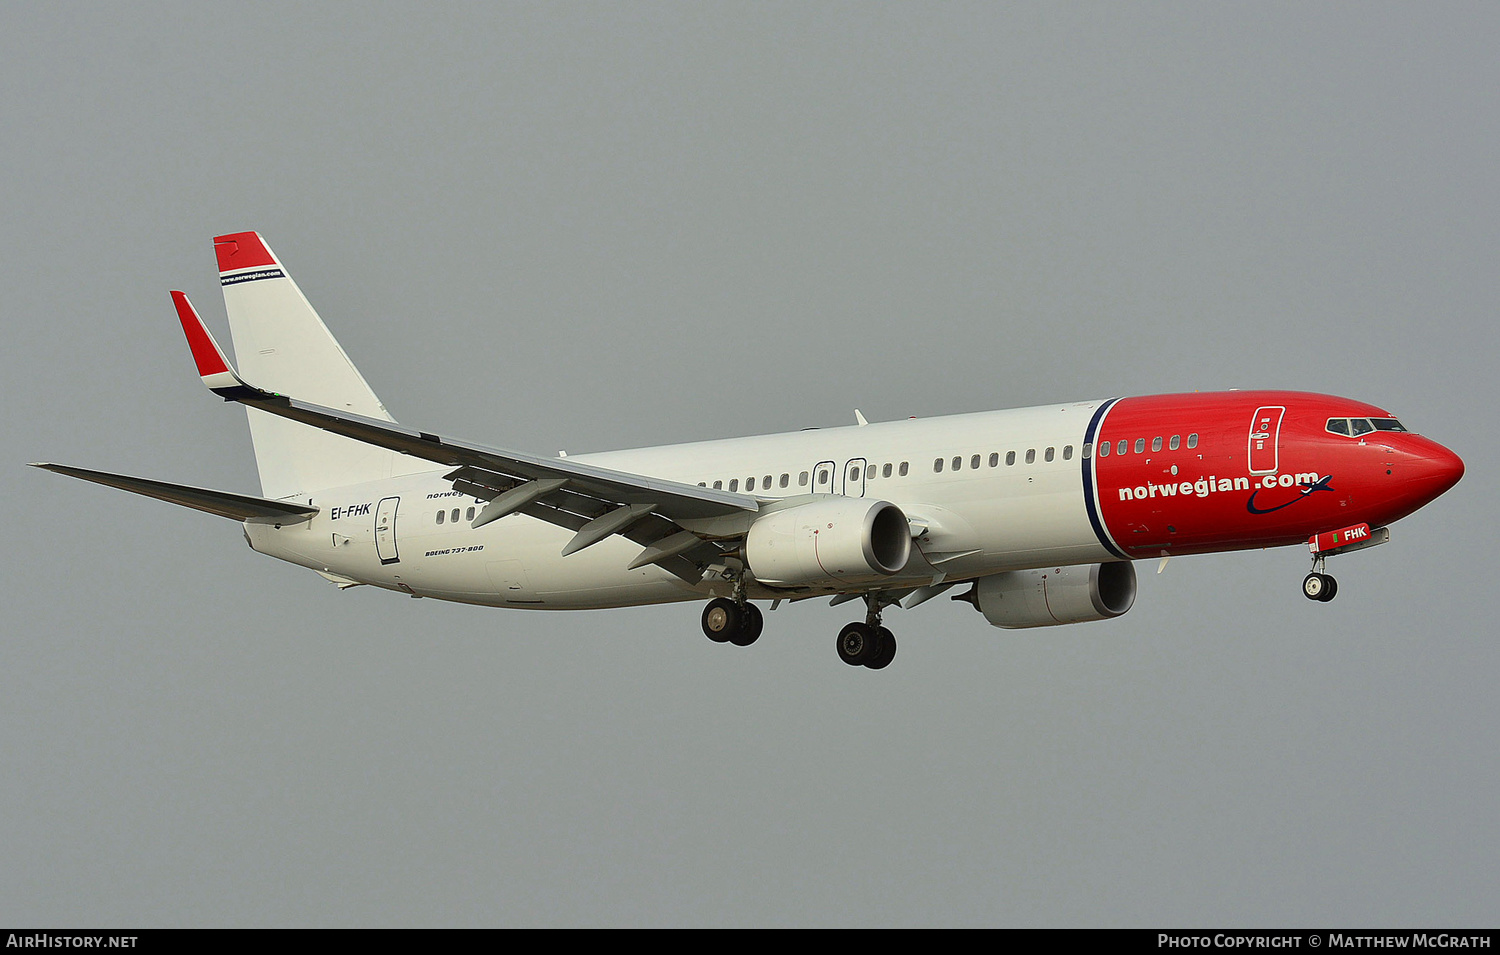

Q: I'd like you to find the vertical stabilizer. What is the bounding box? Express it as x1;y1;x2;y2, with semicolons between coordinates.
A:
214;232;434;499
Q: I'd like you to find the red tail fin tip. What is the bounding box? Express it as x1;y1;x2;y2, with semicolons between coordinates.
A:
213;231;277;273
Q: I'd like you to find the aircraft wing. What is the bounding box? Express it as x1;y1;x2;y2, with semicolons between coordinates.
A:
30;463;319;522
174;292;754;579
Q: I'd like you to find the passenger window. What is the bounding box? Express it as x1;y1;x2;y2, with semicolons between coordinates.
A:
1169;435;1180;450
1118;439;1128;455
436;510;445;524
849;466;860;482
451;508;461;523
1135;438;1145;454
466;507;475;521
1188;433;1199;449
1063;445;1073;460
1151;437;1162;452
713;480;722;490
817;471;829;486
989;452;999;467
1025;449;1036;464
952;456;962;471
780;473;790;488
1044;447;1055;462
746;477;756;491
698;482;706;487
934;458;944;473
899;462;909;477
764;475;773;488
729;479;739;491
1326;418;1351;436
970;454;981;470
1006;451;1016;466
1098;440;1109;457
1350;419;1375;436
800;471;810;486
866;465;876;480
882;463;892;478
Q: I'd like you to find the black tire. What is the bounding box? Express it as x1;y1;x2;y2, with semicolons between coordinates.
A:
1302;573;1326;601
865;627;897;669
1318;575;1338;602
836;622;878;666
702;598;740;643
730;602;764;646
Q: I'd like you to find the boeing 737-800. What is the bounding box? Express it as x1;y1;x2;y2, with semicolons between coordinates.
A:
34;232;1465;669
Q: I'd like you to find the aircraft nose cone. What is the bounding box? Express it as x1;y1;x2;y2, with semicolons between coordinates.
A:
1407;440;1465;502
1434;443;1465;490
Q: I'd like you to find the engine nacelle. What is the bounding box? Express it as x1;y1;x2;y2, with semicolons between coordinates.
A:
745;498;912;587
970;562;1137;629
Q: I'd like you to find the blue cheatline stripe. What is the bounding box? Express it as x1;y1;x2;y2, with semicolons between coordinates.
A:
220;268;285;286
1081;397;1130;560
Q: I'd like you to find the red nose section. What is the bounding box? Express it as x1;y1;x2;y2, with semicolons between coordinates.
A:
1431;443;1464;491
1406;440;1465;506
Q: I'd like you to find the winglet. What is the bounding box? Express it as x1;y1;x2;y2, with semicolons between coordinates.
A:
171;290;256;398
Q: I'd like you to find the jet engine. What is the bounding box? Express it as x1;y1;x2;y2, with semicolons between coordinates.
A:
745;498;912;587
966;561;1137;628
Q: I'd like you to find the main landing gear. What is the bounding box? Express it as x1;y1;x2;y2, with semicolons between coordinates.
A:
835;594;897;670
697;590;899;669
701;596;763;647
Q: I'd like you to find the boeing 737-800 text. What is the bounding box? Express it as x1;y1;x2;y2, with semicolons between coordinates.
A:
34;232;1465;669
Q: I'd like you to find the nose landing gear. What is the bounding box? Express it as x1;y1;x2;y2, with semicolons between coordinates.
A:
1302;568;1338;602
1301;523;1388;603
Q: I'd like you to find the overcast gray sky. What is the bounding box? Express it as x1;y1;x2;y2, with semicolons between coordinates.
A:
3;2;1496;927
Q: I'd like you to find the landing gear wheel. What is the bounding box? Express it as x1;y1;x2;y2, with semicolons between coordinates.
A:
1317;575;1338;602
1302;573;1321;600
702;597;741;643
836;622;881;667
729;602;763;647
1302;573;1337;602
864;627;897;669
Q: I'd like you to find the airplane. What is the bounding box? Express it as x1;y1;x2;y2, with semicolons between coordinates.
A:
33;232;1465;669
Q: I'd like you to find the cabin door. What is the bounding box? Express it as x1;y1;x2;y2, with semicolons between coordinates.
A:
1248;406;1286;475
375;496;401;565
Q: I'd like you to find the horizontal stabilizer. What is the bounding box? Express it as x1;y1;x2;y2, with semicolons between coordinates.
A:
31;463;318;523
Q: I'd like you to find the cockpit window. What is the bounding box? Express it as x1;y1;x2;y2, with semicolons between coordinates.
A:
1329;417;1409;437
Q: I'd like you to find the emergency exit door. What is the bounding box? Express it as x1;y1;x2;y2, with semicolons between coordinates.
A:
842;458;867;497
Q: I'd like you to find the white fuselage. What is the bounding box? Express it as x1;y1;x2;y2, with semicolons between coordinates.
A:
246;400;1115;608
